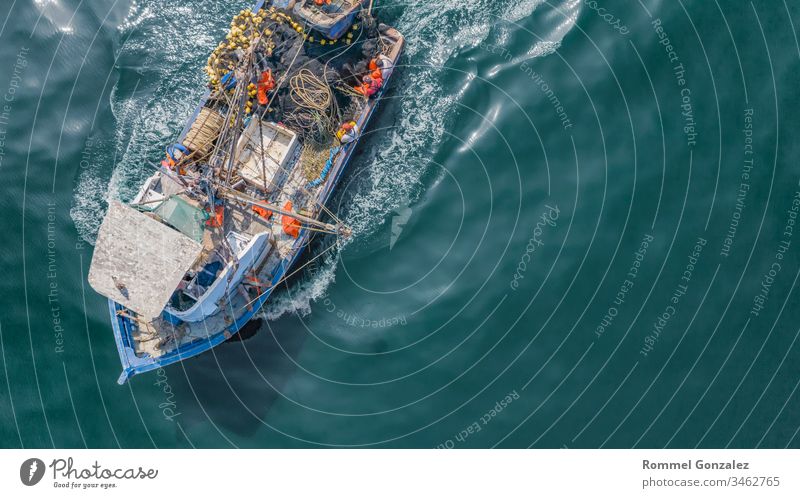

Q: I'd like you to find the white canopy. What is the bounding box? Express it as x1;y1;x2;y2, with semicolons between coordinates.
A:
88;200;203;319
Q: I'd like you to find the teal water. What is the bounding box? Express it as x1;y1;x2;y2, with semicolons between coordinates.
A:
1;0;799;448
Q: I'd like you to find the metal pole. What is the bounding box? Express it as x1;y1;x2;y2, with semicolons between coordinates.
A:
216;185;343;233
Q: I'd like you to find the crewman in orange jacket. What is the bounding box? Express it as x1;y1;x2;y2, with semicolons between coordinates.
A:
257;69;275;105
336;121;360;144
354;74;382;97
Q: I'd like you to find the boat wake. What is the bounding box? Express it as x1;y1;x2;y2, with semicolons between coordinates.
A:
70;0;578;318
262;0;579;319
70;0;234;243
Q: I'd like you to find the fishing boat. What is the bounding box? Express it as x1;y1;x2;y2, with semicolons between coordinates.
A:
88;0;404;384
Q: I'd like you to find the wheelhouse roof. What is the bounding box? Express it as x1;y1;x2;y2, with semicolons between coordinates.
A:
88;200;203;319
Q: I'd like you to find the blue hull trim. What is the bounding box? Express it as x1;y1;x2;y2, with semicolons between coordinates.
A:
109;282;279;384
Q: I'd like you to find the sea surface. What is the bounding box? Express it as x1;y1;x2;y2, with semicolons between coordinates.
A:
1;0;799;448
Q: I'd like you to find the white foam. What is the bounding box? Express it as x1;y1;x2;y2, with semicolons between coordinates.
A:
71;1;226;243
260;253;340;320
33;0;76;34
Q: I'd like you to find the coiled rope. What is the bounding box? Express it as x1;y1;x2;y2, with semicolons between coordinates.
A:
286;68;340;141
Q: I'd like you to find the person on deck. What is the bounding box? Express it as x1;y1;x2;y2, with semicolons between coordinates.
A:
354;55;393;97
336;121;360;144
376;54;394;80
257;69;276;105
354;74;382;97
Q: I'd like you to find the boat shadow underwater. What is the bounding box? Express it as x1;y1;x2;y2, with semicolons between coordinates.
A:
163;311;311;439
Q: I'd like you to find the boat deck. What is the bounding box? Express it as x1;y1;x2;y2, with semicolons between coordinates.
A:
129;141;317;358
128;236;283;358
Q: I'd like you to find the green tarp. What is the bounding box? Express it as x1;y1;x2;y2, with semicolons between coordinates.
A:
154;196;207;242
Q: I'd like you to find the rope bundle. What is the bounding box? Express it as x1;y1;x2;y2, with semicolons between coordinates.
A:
286;69;340;142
